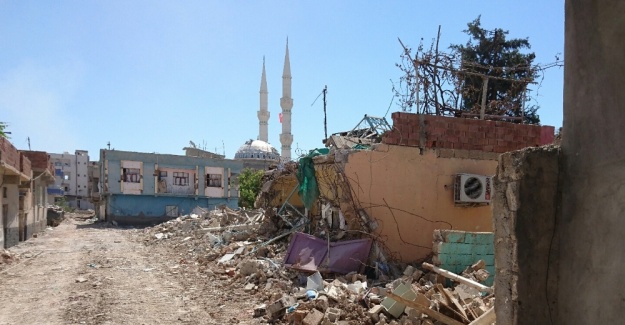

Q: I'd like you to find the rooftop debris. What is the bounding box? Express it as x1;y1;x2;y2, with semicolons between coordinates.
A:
324;115;392;150
140;203;495;324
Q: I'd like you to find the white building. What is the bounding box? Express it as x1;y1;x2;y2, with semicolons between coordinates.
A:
49;150;93;210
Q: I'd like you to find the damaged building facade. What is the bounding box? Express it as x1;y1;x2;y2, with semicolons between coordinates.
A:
49;150;93;210
19;151;55;236
260;112;554;275
95;149;243;224
0;139;54;248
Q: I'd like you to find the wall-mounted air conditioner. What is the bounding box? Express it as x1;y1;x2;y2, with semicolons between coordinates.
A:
454;173;492;204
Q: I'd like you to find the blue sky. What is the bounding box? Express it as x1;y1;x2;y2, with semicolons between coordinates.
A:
0;1;564;160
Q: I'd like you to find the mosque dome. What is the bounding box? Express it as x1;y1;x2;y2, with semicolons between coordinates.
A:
234;139;280;161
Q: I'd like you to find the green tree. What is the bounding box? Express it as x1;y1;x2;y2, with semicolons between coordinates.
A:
451;16;539;123
238;168;264;208
0;122;9;139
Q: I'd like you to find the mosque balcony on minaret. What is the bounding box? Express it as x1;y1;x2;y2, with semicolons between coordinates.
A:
280;97;293;109
257;110;270;122
280;133;293;146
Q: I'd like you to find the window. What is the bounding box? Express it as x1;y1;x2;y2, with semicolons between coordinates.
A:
2;187;6;198
206;173;222;187
54;162;62;167
173;172;189;186
123;168;141;183
159;171;168;179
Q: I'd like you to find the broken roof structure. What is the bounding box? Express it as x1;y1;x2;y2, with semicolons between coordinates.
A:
324;114;392;150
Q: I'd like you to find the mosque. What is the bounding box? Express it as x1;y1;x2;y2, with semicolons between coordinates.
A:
234;40;293;170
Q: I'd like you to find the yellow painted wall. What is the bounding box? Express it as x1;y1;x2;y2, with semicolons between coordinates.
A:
343;144;498;262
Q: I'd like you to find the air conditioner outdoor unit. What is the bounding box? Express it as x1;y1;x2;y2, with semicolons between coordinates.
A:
454;173;492;204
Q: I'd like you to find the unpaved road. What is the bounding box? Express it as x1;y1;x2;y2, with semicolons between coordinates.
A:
0;214;252;325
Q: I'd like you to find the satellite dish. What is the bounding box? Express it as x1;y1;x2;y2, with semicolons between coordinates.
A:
189;140;197;148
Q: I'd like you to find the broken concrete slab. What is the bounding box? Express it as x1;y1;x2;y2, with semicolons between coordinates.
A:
302;309;324;325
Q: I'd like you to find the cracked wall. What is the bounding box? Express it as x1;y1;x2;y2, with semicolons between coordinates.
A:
493;146;560;325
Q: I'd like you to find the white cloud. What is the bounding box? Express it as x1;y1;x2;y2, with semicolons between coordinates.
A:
0;60;84;152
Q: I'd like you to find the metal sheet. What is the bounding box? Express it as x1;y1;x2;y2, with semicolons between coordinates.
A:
283;232;372;274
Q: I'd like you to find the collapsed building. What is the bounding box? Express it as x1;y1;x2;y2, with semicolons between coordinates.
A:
136;112;554;324
258;113;554;265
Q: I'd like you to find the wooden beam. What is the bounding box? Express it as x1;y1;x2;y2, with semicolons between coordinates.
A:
437;284;470;323
422;263;494;294
386;292;465;325
468;307;495;325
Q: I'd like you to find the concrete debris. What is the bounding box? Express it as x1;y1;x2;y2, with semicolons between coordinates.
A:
0;249;18;267
139;206;494;325
47;206;65;227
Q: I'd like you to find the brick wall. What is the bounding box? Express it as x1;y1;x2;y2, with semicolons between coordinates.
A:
382;112;555;153
21;151;52;174
20;153;32;178
432;229;495;286
0;137;20;171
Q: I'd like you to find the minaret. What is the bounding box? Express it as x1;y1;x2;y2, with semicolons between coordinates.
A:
257;57;269;142
279;39;293;160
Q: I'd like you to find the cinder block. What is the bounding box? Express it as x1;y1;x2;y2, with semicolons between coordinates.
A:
464;233;494;245
303;309;324;325
481;255;495;266
441;230;466;243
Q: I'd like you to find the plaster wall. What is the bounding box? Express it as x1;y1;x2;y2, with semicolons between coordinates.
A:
204;166;225;197
3;183;19;248
20;186;35;240
33;179;48;233
558;1;625;323
106;194;237;223
101;149;242;220
343;144;497;262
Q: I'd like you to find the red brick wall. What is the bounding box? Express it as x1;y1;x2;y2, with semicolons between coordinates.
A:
20;153;32;178
0;137;20;171
21;151;51;171
382;112;555;153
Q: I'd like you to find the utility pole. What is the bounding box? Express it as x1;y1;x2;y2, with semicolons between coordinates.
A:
311;85;329;141
322;85;328;140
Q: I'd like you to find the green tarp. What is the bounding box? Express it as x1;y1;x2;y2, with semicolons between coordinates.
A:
296;148;328;210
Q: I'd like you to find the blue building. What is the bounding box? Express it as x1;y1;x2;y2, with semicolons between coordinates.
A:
96;149;243;224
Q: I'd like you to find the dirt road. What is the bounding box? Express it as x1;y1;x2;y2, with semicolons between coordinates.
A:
0;214;254;325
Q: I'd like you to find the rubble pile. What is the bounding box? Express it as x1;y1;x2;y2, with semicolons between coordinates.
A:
0;249;18;267
47;206;65;227
139;206;495;325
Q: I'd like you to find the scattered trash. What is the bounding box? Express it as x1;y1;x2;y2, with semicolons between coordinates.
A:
138;201;495;325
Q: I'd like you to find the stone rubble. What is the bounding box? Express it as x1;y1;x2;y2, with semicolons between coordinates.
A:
140;206;495;324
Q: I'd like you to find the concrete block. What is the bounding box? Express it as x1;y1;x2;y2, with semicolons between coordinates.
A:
464;232;494;245
480;255;495;266
367;304;384;322
287;310;307;325
381;283;417;318
441;230;466;243
326;307;341;322
303;309;324;325
470;244;494;255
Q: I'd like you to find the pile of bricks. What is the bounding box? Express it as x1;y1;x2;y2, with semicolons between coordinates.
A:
432;230;495;286
382;112;555;153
